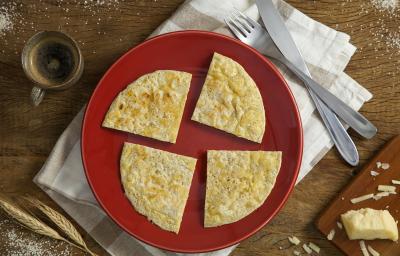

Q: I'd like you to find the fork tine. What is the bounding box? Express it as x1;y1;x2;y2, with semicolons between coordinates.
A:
231;11;252;32
234;9;261;29
224;17;244;40
225;16;248;39
229;16;249;36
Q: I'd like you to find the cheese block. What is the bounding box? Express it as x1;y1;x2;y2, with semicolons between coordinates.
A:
341;208;398;241
120;143;197;233
204;150;282;227
191;53;266;143
103;70;192;143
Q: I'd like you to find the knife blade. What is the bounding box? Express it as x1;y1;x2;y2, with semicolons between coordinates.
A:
256;0;311;76
256;0;360;166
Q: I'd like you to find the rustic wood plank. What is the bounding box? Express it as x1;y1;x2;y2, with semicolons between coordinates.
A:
0;0;399;255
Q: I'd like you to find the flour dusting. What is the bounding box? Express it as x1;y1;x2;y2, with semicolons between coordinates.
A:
0;219;73;256
371;0;398;12
0;2;19;36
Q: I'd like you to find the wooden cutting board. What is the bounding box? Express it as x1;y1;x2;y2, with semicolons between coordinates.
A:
316;135;400;256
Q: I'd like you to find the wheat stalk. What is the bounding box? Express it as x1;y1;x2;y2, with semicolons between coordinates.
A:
0;197;64;241
0;196;97;256
24;197;97;256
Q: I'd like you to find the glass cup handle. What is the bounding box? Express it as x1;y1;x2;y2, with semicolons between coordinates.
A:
30;86;45;106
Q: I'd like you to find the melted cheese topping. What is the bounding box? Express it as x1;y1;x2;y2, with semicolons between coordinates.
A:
204;150;281;227
120;143;197;233
103;70;192;143
192;53;265;143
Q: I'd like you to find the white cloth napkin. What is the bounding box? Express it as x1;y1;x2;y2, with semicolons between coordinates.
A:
34;0;372;255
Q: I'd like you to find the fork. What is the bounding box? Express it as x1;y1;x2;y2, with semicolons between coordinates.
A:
225;10;376;139
225;11;376;165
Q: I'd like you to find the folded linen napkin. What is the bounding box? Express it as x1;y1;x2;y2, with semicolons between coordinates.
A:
34;0;372;255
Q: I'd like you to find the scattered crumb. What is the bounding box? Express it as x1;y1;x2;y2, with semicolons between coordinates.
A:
341;197;345;201
279;246;283;250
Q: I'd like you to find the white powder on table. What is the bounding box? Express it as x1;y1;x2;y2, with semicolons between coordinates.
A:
371;0;398;12
0;219;73;256
387;32;400;49
0;5;14;36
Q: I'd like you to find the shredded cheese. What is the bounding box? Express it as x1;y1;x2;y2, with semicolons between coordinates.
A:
337;221;343;229
288;236;301;245
373;195;382;200
378;185;396;192
376;162;382;168
293;250;301;256
302;243;312;254
376;191;390;197
308;242;320;253
381;163;390;170
392;179;400;185
327;229;335;240
367;245;380;256
370;170;379;176
360;241;369;256
351;194;374;204
373;191;394;200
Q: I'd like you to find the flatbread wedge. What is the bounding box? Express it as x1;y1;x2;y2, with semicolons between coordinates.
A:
120;143;197;233
204;150;282;227
192;53;265;143
103;70;192;143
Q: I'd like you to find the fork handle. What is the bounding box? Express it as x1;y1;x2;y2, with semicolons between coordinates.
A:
279;58;377;140
307;82;359;166
277;58;360;165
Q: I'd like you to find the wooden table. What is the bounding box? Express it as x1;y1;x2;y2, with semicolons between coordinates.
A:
0;0;399;255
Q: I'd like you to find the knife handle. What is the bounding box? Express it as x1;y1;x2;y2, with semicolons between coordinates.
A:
280;58;377;139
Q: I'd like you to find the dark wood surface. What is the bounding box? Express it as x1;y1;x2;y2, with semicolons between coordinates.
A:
317;135;400;256
0;0;399;255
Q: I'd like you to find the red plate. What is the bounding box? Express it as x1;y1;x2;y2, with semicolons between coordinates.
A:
82;30;303;253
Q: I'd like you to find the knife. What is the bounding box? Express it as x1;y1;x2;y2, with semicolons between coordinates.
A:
256;0;361;165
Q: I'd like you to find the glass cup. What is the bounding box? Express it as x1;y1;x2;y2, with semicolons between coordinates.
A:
21;31;84;106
